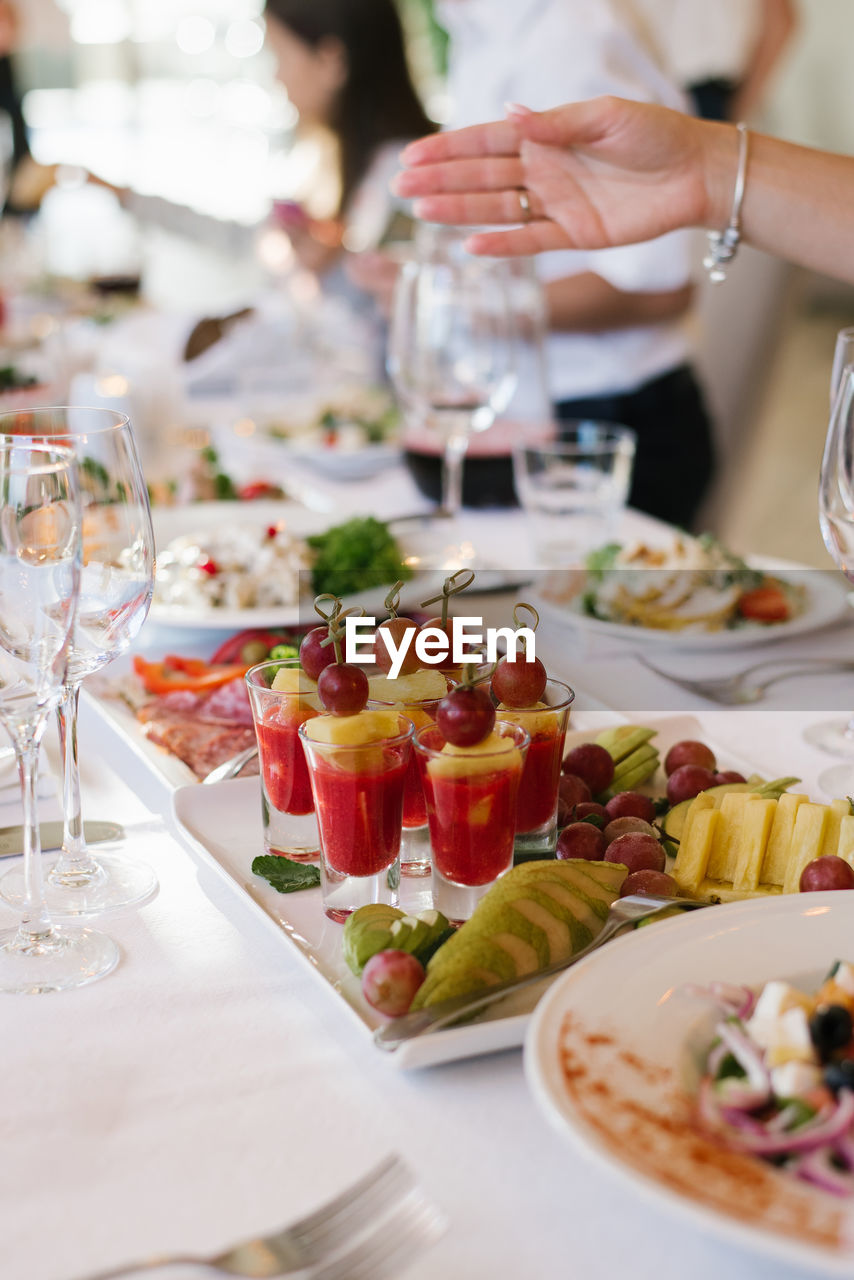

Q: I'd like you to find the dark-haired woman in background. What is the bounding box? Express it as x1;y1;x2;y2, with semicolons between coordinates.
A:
263;0;435;270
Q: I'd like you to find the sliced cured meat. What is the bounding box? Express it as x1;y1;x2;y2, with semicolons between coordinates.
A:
136;677;257;779
139;705;258;780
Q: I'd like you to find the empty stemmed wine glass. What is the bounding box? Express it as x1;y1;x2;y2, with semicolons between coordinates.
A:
804;326;854;767
811;357;854;796
0;436;118;991
0;407;157;916
388;224;517;565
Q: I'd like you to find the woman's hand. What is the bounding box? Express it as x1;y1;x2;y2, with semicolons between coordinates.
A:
395;96;719;257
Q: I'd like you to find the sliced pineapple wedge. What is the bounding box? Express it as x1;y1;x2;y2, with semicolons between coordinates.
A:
428;730;521;778
304;707;403;746
271;667;318;695
496;701;559;737
367;669;448;704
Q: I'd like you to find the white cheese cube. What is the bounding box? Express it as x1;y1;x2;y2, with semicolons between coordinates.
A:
747;981;811;1050
770;1061;822;1099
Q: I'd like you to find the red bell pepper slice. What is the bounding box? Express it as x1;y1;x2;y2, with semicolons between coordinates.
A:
132;654;250;695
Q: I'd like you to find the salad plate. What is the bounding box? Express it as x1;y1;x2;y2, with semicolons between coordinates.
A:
525;892;854;1275
533;552;849;652
148;502;432;632
149;500;326;630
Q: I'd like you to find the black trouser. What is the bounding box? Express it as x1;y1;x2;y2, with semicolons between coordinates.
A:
555;363;716;531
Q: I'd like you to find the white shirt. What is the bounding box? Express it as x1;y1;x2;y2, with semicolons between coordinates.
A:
438;0;695;401
628;0;762;88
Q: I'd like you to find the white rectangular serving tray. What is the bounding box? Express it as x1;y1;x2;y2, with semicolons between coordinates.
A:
170;713;768;1070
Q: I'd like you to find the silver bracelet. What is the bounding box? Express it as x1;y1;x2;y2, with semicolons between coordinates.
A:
703;122;749;284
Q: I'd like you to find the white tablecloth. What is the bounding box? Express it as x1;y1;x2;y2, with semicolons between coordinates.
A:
3;481;853;1280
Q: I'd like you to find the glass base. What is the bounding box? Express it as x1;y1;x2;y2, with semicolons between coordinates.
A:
818;763;854;798
513;814;558;863
0;924;119;993
0;853;158;918
320;858;400;924
804;718;854;759
401;825;432;878
431;866;508;925
264;809;320;863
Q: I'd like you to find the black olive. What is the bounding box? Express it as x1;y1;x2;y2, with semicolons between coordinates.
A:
809;1004;853;1059
824;1059;854;1093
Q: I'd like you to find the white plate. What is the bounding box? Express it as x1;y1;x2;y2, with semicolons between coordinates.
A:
525;892;854;1275
291;443;400;481
533;565;849;652
164;714;770;1069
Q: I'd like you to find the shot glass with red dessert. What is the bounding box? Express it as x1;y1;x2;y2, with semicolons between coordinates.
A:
245;658;321;861
414;676;529;923
297;603;414;922
491;605;574;858
366;572;476;877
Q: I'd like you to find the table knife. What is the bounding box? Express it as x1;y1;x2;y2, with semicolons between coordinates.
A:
0;821;123;858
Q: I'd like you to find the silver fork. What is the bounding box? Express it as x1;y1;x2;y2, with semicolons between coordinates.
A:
636;654;854;705
306;1187;446;1280
375;893;710;1050
68;1154;426;1279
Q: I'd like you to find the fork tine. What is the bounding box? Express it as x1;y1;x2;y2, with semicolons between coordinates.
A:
283;1154;414;1264
305;1188;446;1280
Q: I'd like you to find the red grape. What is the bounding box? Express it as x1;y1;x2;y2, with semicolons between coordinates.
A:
713;770;747;786
317;663;369;716
436;685;495;747
418;617;456;671
603;816;658;845
619;870;679;899
557;797;573;828
374;617;420;675
666;765;717;806
299;626;336;681
562;744;615;794
556;823;606;861
558;774;593;810
491;654;547;708
799;856;854;893
361;950;425;1016
572;801;608;823
604;833;666;874
664;740;717;777
604;792;656;823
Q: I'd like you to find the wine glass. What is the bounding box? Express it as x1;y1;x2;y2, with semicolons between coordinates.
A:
387;225;517;564
0;407;158;916
804;326;854;763
0;436;118;991
812;360;854;795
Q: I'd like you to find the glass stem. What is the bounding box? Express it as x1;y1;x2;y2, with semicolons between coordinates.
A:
53;681;99;881
14;720;53;945
845;714;854;742
441;432;469;518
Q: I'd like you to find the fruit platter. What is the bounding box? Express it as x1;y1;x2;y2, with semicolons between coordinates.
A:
162;582;854;1071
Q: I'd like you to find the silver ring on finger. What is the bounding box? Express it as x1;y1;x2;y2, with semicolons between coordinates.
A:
517;188;532;221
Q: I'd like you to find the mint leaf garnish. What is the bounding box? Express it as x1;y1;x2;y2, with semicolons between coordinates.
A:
252;855;320;893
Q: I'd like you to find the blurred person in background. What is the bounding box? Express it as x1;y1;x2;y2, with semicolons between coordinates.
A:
263;0;435;274
0;0;34;211
356;0;714;528
629;0;797;121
